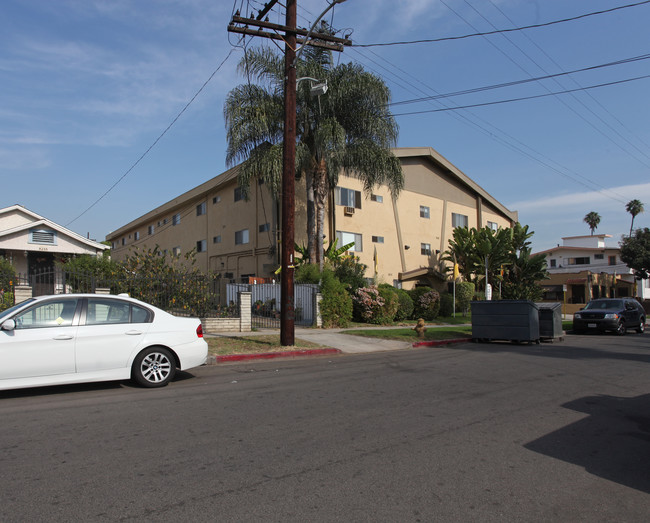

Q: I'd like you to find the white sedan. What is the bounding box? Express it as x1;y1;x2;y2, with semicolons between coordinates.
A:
0;293;208;391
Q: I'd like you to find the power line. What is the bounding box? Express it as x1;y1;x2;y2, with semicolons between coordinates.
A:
390;73;650;116
66;46;240;227
353;0;650;48
389;53;650;107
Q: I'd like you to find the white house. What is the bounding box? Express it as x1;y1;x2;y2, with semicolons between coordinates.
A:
0;205;108;291
534;234;650;304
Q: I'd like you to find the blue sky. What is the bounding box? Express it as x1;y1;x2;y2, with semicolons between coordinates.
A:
2;0;650;253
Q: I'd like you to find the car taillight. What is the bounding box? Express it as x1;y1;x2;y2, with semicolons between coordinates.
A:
196;324;204;338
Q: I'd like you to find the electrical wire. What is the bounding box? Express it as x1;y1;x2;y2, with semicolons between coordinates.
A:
353;0;650;48
65;45;241;227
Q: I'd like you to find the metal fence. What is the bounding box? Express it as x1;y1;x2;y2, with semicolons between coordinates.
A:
15;267;237;318
227;283;319;327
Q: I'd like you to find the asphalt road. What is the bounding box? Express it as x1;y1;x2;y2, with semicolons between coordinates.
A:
2;334;650;522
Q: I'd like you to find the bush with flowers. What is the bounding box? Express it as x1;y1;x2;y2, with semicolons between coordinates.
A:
353;285;398;324
409;286;441;321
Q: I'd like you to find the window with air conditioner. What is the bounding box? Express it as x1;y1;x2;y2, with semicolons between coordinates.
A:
335;187;361;209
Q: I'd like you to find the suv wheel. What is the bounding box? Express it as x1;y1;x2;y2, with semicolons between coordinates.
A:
637;319;645;334
616;321;627;336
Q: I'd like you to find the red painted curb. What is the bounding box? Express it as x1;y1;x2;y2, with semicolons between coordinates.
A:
412;338;472;348
215;348;342;363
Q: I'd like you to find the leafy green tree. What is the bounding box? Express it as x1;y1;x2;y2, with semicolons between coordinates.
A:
455;282;475;315
583;211;601;235
441;226;478;284
626;199;644;236
501;249;548;300
224;39;403;267
620;227;650;279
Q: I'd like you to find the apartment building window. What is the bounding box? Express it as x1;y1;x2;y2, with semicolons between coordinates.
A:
609;255;617;265
421;243;431;255
172;213;181;226
259;223;270;233
172;246;181;256
234;187;244;202
213;235;222;244
111;242;116;249
335;187;361;209
452;213;469;228
370;194;383;203
196;239;207;253
121;238;126;246
148;225;154;235
235;229;249;245
420;206;430;219
372;236;384;243
568;257;590;265
196;202;206;216
163;218;168;225
550;259;557;268
134;231;140;241
213;195;221;204
336;230;362;252
594;253;604;260
487;221;498;231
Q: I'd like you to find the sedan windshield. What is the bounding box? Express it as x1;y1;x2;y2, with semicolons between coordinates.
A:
0;299;35;322
584;300;623;310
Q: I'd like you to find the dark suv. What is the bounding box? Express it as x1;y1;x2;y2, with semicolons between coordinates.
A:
573;298;646;335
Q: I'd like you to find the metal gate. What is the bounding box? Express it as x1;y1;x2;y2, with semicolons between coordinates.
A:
227;283;318;328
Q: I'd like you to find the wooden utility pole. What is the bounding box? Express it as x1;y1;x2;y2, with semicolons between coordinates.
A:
280;0;297;346
228;1;350;347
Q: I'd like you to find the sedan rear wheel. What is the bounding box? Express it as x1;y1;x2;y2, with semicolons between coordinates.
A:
132;347;176;387
616;321;627;336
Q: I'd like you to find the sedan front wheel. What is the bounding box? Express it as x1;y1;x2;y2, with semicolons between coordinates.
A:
132;347;176;387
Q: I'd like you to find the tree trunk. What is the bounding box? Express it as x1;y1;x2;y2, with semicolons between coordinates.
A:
305;170;316;264
314;159;329;271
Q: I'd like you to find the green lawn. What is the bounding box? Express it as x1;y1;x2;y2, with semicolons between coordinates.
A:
206;335;325;356
342;325;472;342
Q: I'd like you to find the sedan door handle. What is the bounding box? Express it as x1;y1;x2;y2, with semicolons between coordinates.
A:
53;334;74;340
125;330;143;336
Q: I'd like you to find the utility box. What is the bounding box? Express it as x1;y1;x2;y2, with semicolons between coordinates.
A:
471;300;540;343
536;302;563;340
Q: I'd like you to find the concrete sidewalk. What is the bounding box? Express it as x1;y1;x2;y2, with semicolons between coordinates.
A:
206;323;471;356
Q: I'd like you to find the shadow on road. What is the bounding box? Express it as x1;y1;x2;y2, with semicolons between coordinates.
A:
525;393;650;493
459;337;650;365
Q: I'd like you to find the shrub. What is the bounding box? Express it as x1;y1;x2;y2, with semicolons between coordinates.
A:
456;282;475;316
0;256;15;292
319;269;352;328
409;286;440;321
333;255;367;294
353;286;385;323
295;263;321;284
395;289;414;321
377;286;399;324
439;292;454;317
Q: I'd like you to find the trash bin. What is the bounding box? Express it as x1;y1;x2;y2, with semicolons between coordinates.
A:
471;300;540;343
536;302;563;339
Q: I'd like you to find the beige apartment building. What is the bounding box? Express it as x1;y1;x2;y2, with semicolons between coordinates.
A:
106;147;518;289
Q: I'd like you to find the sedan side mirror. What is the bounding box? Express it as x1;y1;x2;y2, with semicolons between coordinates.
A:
1;319;15;331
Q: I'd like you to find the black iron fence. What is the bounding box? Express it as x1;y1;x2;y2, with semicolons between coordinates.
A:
15;267;237;318
227;283;319;327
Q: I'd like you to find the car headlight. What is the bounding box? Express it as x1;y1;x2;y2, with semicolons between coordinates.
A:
574;313;582;319
604;313;619;319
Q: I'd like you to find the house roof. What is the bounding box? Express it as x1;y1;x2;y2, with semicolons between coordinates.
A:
106;165;241;240
106;146;518;240
393;147;518;223
0;205;108;251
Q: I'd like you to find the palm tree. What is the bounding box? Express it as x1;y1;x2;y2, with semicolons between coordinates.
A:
583;211;601;235
224;39;403;267
625;199;644;236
